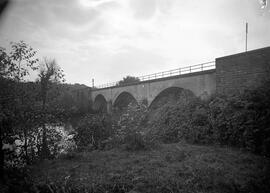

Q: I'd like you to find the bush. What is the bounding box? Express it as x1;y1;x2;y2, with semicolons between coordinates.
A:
208;82;270;156
74;114;112;150
147;81;270;157
124;132;147;151
112;102;157;151
148;96;210;144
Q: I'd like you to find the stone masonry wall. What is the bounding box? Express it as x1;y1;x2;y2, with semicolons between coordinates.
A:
216;47;270;96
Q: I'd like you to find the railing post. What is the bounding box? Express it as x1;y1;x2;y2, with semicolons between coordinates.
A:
201;63;203;71
190;66;191;73
179;68;181;75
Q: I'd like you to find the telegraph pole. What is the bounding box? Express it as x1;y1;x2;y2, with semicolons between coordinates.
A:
245;22;248;52
92;78;94;88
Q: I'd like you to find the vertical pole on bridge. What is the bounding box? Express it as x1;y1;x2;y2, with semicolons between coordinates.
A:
245;22;248;52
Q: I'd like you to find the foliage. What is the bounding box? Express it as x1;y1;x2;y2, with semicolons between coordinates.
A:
147;89;199;143
38;58;65;85
208;81;270;156
2;124;76;167
0;41;39;81
37;58;65;159
112;102;156;151
1;81;87;168
75;103;154;151
0;41;39;176
48;83;92;117
1;42;80;170
117;102;148;135
0;47;10;77
74;114;112;150
117;75;140;86
148;81;270;157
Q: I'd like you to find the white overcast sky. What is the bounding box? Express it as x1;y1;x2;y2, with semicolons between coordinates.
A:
0;0;269;86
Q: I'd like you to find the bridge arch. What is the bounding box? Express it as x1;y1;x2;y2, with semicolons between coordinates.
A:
149;87;195;110
93;94;107;113
113;91;138;111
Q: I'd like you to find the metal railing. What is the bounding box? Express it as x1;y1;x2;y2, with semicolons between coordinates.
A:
95;61;215;89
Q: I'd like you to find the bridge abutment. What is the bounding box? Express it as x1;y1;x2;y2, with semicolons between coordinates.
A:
216;47;270;95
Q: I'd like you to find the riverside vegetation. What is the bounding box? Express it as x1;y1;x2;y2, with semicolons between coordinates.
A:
1;42;270;193
3;80;270;193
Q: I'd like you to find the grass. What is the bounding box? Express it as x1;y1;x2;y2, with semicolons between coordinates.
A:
30;142;270;193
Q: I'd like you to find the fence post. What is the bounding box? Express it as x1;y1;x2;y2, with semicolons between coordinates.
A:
201;63;203;71
190;66;191;73
179;68;181;75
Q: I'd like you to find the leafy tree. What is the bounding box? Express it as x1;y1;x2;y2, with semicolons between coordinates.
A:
117;76;140;86
1;41;38;81
49;84;92;116
0;41;38;178
37;58;65;159
0;47;9;77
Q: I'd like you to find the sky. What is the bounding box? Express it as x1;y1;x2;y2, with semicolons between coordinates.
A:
0;0;269;86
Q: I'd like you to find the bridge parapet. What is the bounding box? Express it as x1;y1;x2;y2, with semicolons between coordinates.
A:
94;61;215;90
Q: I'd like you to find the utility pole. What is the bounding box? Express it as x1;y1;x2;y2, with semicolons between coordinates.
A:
245;22;248;52
92;78;94;88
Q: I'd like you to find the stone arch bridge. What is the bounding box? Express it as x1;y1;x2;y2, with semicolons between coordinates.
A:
90;47;270;113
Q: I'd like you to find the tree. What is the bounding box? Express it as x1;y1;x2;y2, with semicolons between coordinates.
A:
14;82;40;164
117;76;140;86
0;41;38;178
0;47;9;77
1;41;38;81
38;58;64;159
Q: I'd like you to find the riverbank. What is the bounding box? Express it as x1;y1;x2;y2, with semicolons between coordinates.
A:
29;142;270;193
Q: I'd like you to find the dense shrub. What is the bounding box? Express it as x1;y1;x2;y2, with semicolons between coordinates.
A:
73;105;152;151
111;102;157;151
124;132;147;151
148;95;208;144
147;81;270;157
74;114;112;150
208;82;270;156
